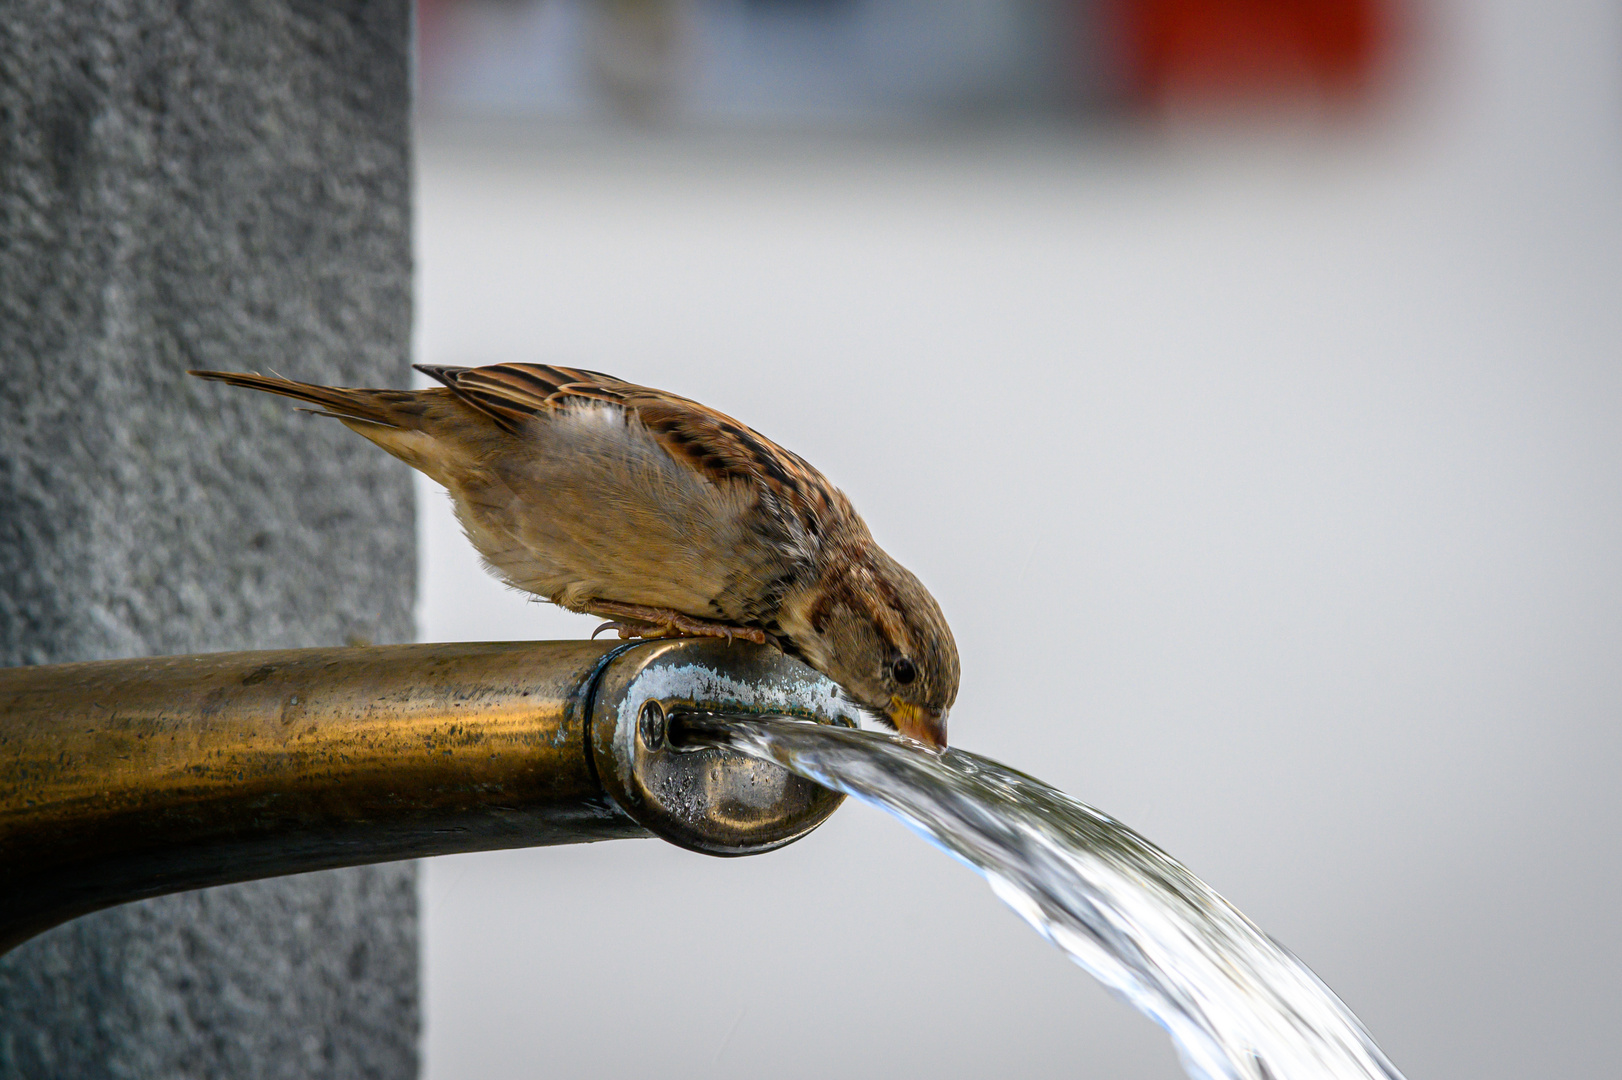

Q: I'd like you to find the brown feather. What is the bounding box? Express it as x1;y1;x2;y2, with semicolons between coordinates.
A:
415;363;632;433
188;370;430;428
416;363;843;532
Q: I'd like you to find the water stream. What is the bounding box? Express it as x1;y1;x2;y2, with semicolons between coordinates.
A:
675;715;1406;1080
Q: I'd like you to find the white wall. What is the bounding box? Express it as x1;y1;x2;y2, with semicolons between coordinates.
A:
414;4;1622;1076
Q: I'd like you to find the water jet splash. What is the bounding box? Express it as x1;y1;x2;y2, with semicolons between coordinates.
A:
675;714;1405;1080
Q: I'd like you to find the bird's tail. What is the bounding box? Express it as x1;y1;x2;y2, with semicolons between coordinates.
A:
188;370;426;429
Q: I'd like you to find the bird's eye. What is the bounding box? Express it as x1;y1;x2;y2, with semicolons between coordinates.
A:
892;657;916;685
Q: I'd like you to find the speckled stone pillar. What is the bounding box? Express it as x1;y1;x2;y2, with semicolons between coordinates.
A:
0;2;418;1076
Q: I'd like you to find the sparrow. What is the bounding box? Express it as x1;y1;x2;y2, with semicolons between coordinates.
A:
189;363;959;746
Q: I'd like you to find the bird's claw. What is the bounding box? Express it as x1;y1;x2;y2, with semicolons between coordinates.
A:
591;620;649;640
587;604;775;648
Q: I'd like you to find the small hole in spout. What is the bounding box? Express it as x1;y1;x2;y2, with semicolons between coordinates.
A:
638;700;666;751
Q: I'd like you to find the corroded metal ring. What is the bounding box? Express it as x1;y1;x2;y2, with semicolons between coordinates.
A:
589;638;857;856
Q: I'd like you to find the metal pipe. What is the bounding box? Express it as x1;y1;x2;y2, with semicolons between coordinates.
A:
0;638;855;954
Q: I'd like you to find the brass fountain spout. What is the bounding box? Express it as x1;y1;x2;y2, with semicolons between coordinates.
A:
0;638;853;954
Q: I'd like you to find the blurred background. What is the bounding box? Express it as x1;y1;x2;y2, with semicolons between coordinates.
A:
418;0;1392;124
412;2;1619;1078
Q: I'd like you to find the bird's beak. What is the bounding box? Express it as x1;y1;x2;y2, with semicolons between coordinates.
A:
887;698;947;749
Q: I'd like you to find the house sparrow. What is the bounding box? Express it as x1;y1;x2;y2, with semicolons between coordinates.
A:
189;364;959;746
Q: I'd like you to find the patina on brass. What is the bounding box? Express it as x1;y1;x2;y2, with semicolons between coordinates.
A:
589;636;864;855
0;639;848;954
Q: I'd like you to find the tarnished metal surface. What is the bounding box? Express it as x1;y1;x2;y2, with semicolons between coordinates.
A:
0;641;634;952
0;638;852;953
590;639;856;855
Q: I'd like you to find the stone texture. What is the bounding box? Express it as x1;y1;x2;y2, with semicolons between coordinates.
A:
0;873;417;1080
0;0;419;1076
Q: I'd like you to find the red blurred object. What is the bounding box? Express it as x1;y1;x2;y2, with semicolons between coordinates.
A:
1112;0;1392;110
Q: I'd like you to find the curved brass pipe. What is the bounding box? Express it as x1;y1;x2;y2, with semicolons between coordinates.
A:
0;638;853;954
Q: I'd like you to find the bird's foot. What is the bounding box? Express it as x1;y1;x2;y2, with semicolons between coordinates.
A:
587;601;775;647
591;619;662;641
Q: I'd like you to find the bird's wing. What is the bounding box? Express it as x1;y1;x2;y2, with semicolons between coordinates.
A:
619;386;838;521
417;363;844;530
414;363;632;432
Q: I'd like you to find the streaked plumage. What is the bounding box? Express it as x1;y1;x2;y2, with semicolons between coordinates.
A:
189;363;959;745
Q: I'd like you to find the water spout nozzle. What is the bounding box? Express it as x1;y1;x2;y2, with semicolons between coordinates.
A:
0;638;855;952
586;638;858;856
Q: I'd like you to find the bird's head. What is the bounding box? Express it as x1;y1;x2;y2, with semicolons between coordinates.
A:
783;546;959;748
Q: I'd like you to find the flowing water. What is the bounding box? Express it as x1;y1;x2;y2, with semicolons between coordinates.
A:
676;715;1406;1080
